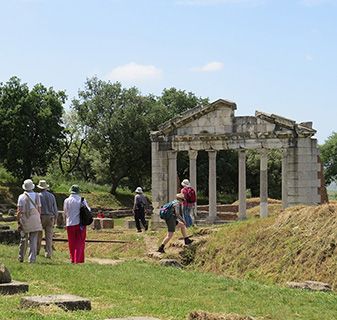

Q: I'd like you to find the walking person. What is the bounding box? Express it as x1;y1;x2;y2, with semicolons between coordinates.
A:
17;179;43;263
133;187;148;232
63;185;90;263
36;180;58;258
157;193;193;253
180;179;196;227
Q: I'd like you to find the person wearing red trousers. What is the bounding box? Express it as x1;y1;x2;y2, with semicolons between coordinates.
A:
63;185;90;263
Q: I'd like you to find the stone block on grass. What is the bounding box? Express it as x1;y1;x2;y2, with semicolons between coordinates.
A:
101;218;114;229
20;294;91;311
287;281;332;292
0;263;11;283
92;218;102;230
0;230;20;244
159;259;183;268
0;281;29;295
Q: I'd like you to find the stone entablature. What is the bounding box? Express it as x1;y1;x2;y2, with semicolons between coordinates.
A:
150;99;322;224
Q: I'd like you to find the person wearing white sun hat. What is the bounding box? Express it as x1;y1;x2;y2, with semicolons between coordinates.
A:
180;179;196;227
36;179;58;259
133;187;148;232
17;179;42;263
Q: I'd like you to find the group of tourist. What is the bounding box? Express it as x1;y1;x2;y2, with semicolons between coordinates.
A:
17;179;90;264
16;177;197;264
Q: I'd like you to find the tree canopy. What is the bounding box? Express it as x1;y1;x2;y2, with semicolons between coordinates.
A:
71;77;209;194
0;77;66;179
320;132;337;185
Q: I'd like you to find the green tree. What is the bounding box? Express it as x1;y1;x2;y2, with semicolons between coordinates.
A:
320;132;337;185
72;77;165;194
246;149;282;199
0;77;66;179
58;110;89;178
159;87;209;116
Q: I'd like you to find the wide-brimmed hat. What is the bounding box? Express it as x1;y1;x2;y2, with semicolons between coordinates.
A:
135;187;143;194
181;179;191;187
22;179;35;191
176;193;185;201
37;180;49;189
69;185;80;194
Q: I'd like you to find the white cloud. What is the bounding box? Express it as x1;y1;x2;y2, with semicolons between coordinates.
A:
305;54;313;61
191;61;224;72
107;62;162;82
176;0;265;6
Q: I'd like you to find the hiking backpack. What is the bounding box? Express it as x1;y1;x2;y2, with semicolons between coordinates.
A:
185;187;196;203
159;201;175;220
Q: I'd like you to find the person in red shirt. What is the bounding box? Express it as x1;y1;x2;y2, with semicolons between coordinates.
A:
180;179;196;227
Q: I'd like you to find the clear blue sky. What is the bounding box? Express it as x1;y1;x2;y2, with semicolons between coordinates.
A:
1;0;336;144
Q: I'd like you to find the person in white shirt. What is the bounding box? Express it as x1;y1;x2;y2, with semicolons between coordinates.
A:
17;179;42;263
63;185;90;263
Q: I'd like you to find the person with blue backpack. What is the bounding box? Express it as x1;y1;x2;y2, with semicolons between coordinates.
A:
157;193;193;253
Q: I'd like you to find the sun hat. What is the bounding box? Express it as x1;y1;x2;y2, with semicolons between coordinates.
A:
176;193;185;201
181;179;191;187
37;180;49;189
135;187;143;194
69;185;80;194
22;179;35;191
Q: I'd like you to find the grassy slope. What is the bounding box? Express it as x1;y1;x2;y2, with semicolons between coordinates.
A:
192;204;337;288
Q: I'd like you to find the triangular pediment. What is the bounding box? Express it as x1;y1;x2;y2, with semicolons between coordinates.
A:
255;111;316;136
157;99;237;136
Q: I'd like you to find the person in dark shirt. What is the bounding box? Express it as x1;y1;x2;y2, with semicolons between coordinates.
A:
133;187;148;232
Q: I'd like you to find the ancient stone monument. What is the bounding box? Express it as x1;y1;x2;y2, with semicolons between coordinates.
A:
151;99;321;224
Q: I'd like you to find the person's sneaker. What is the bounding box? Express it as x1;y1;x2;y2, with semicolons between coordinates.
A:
184;238;193;245
157;245;165;253
137;229;142;233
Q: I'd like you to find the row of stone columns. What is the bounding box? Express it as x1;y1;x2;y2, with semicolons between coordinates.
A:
167;148;289;221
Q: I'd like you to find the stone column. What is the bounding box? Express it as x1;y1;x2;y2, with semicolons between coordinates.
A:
259;148;268;218
238;150;247;220
168;151;177;201
287;138;320;206
188;150;198;191
151;142;168;229
189;150;198;217
208;150;217;222
282;148;288;209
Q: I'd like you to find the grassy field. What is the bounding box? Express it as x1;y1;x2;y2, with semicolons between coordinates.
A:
0;221;337;320
1;177;337;320
1;244;337;320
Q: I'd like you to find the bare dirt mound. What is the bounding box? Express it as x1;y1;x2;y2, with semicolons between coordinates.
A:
193;204;337;288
